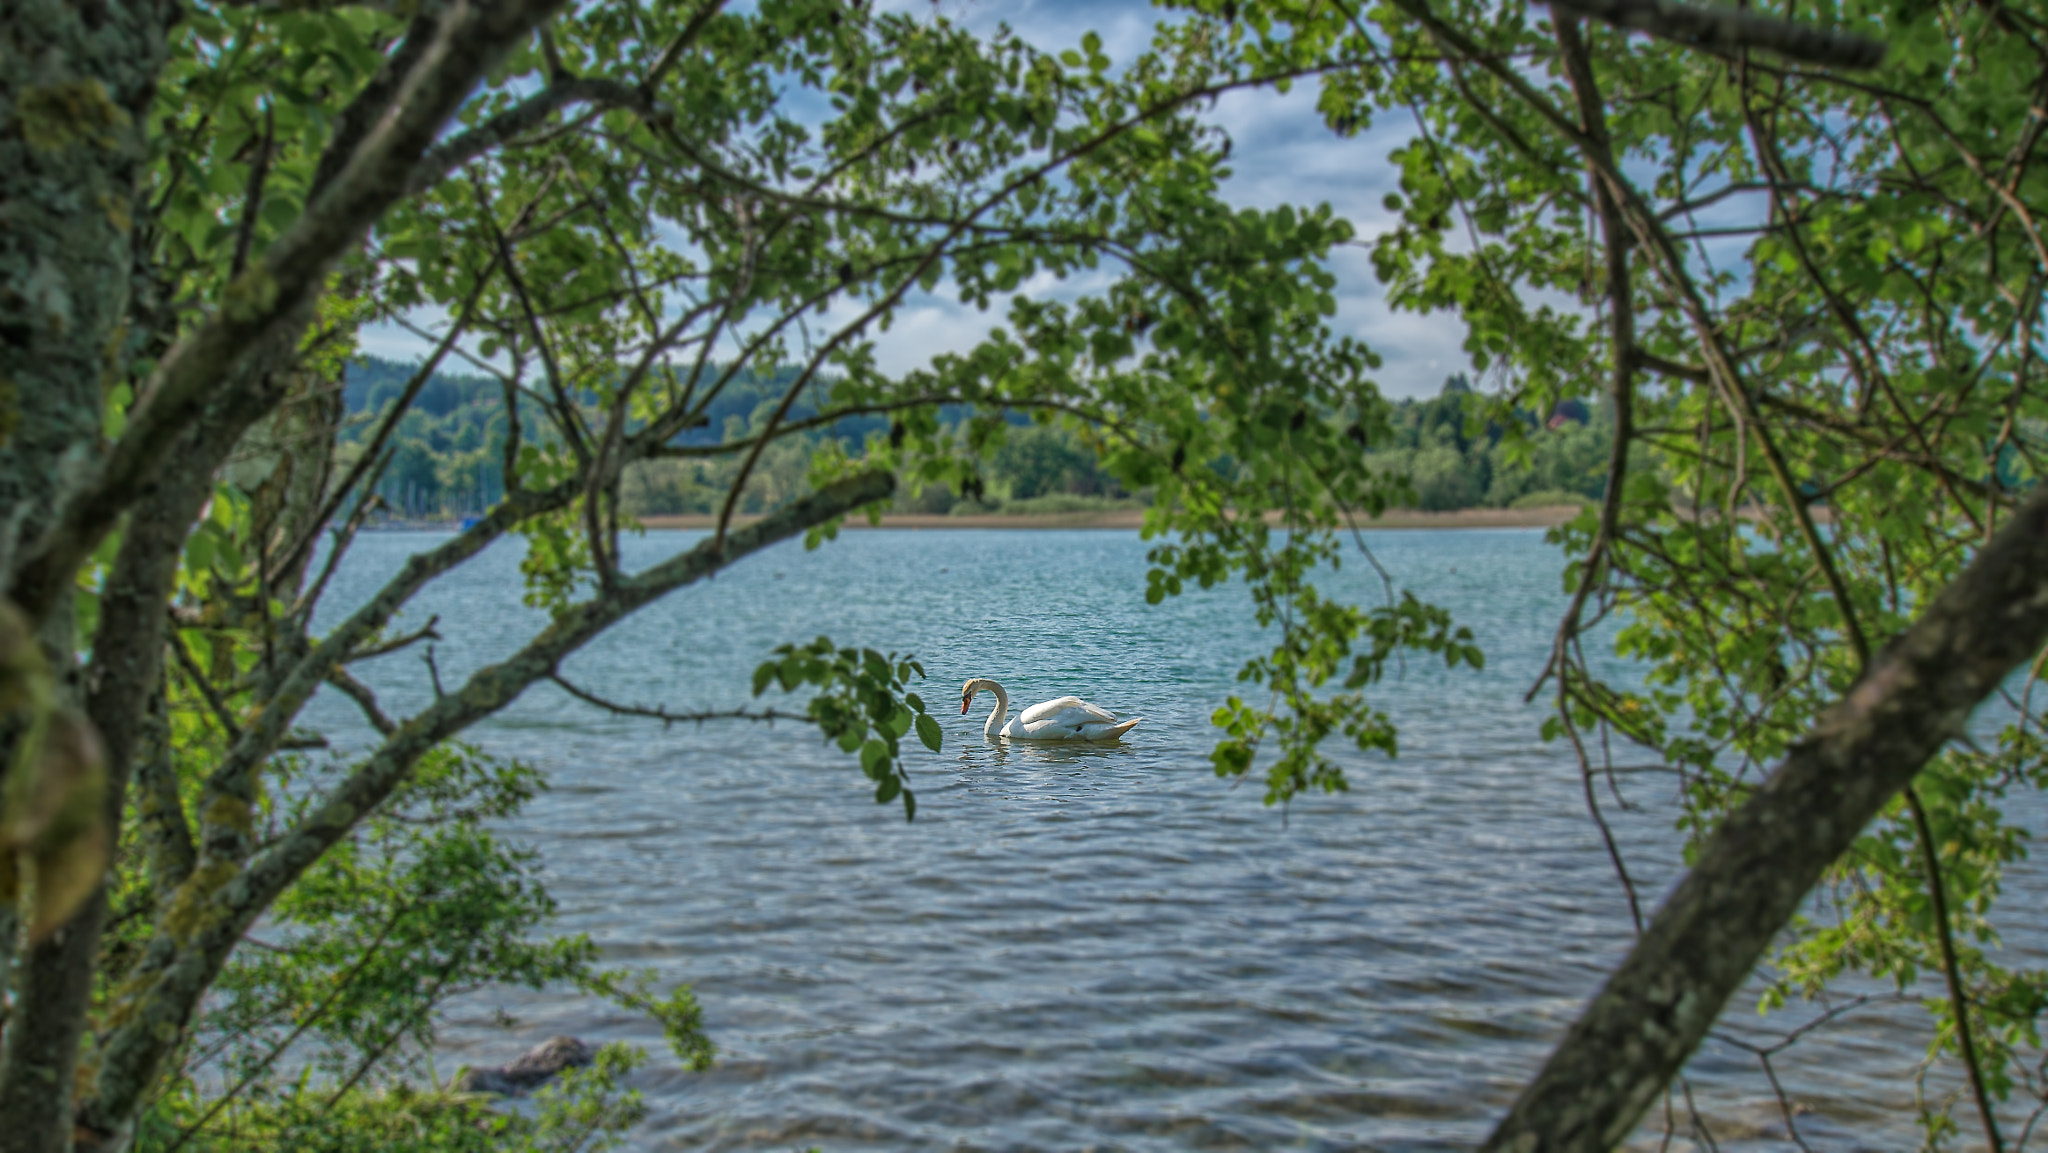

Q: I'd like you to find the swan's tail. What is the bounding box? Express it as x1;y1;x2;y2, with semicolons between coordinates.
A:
1098;717;1141;741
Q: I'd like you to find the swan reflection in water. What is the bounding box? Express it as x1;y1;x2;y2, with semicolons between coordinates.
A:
973;732;1145;768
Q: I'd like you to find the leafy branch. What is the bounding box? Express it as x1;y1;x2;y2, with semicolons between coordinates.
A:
751;638;944;820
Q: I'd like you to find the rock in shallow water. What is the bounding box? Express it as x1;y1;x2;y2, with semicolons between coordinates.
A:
454;1035;595;1096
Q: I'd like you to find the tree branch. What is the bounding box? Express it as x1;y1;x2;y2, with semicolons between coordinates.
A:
1906;785;2006;1152
406;77;660;196
548;673;808;727
75;469;897;1134
1484;483;2048;1150
1635;351;1709;381
268;257;500;589
1532;16;1638;705
1545;0;1887;69
323;668;397;737
133;697;197;902
344;616;441;664
1403;0;1873;670
170;633;242;742
1536;16;1648;934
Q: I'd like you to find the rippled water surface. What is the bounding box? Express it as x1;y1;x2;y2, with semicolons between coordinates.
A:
304;527;2044;1151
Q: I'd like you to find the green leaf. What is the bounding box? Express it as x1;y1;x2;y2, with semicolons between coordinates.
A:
879;704;912;739
859;739;891;779
915;712;943;753
1210;740;1254;778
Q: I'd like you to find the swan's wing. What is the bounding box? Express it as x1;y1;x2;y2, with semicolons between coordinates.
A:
1019;695;1098;725
1077;717;1141;741
1017;713;1141;741
1069;699;1121;724
1015;716;1082;739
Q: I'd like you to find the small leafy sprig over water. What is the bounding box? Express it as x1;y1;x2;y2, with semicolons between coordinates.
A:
1207;577;1485;805
753;638;942;821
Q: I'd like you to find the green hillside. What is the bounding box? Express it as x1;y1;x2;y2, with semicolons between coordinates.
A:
340;360;1609;519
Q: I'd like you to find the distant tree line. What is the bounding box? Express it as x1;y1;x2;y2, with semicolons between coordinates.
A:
342;361;1608;519
341;358;897;518
1368;374;1613;511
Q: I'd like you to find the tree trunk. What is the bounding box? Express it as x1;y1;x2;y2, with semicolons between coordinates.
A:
0;0;174;588
1484;484;2048;1151
0;419;222;1153
0;6;175;1138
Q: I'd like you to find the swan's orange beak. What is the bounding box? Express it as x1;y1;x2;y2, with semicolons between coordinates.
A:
960;695;972;714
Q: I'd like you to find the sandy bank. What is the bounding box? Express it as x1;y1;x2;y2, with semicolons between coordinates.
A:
633;505;1585;531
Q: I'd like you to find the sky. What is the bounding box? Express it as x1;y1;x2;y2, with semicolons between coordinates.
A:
358;0;1477;400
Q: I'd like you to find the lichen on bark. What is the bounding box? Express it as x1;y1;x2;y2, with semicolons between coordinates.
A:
0;0;174;590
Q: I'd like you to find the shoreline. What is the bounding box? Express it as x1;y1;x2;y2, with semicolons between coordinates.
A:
629;505;1585;531
365;506;1587;533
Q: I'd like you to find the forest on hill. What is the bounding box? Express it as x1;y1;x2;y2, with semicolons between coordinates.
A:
342;358;1612;519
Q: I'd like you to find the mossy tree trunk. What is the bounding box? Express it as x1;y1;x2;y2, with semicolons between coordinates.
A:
0;2;175;1147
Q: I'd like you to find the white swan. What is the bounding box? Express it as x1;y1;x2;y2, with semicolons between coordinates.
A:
960;678;1141;741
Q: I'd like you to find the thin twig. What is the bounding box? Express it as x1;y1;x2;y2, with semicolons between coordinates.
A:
317;946;468;1112
325;667;397;737
268;259;501;590
548;672;808;727
1907;785;2006;1153
171;632;243;742
165;900;417;1153
345;616;442;664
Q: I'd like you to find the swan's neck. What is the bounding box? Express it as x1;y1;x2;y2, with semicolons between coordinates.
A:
983;683;1010;736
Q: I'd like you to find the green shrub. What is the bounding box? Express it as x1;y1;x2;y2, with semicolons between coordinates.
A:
130;745;711;1153
138;1042;649;1153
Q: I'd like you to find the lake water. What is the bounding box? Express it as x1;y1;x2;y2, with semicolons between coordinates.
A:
304;527;2044;1151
